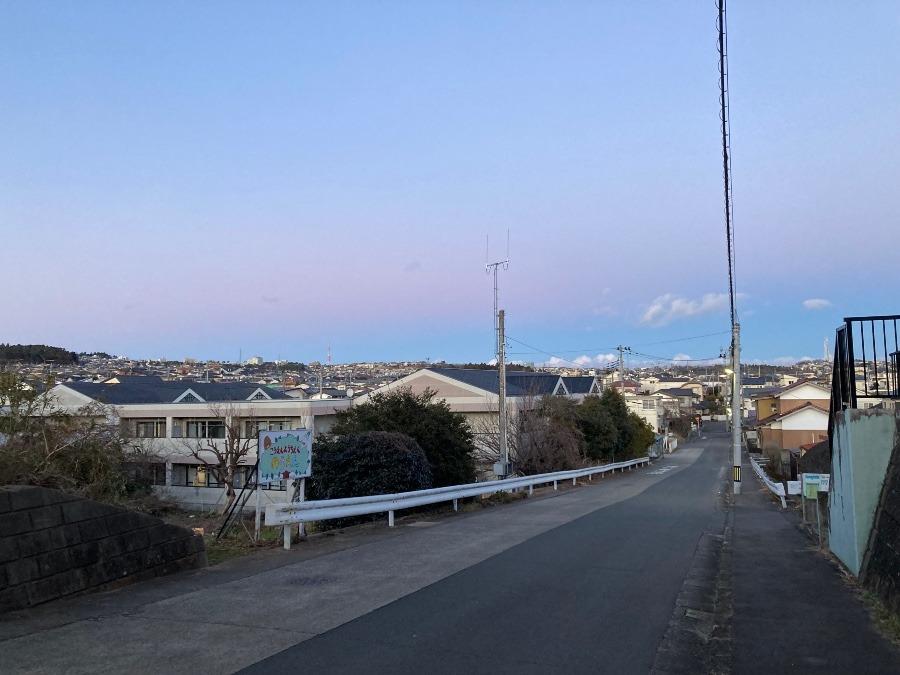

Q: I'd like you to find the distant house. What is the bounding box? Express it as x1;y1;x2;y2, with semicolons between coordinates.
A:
624;392;666;433
751;379;830;451
352;367;602;471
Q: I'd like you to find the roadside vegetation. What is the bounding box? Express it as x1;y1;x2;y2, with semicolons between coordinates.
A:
0;372;165;512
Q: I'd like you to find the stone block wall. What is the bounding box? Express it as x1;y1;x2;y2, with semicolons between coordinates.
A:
0;485;206;612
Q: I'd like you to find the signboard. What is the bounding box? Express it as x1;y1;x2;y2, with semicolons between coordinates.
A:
258;429;312;483
801;473;830;497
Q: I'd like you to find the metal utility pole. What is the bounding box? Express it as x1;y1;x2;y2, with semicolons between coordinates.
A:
497;310;509;477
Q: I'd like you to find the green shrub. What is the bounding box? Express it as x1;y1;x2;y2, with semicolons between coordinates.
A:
330;388;476;487
306;431;433;529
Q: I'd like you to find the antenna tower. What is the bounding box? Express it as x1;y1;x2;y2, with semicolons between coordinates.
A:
485;231;510;359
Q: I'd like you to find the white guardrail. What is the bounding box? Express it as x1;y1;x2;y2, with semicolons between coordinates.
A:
266;456;652;548
749;456;787;508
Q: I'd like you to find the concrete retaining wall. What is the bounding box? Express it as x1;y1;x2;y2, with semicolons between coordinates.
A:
861;412;900;613
829;409;896;575
0;486;206;612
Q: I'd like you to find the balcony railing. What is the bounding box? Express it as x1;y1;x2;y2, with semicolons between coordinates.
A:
829;315;900;445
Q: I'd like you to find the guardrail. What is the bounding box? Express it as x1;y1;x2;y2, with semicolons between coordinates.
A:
266;456;652;548
749;456;786;508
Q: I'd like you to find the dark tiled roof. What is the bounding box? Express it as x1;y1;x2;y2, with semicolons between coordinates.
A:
658;388;696;398
61;379;292;404
428;368;562;396
562;376;597;394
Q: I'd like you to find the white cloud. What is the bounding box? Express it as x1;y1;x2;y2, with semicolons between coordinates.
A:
672;353;692;363
640;293;730;327
545;353;617;368
803;298;832;310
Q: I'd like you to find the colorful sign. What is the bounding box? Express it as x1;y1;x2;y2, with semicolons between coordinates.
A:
801;473;830;497
258;429;312;483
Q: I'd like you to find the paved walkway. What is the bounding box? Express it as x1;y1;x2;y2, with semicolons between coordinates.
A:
731;448;900;673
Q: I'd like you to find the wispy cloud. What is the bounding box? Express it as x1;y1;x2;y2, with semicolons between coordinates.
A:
803;298;832;310
404;261;421;273
261;296;279;304
640;293;729;327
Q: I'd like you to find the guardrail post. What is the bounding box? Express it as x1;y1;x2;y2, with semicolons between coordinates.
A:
284;524;291;550
529;484;533;496
553;480;558;490
572;477;576;486
388;510;395;527
453;498;458;512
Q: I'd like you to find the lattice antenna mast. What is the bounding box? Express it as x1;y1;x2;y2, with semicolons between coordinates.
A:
485;232;510;359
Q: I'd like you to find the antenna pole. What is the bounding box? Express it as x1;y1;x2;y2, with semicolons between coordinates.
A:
485;238;509;360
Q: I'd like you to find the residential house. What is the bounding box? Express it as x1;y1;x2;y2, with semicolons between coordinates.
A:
751;379;830;451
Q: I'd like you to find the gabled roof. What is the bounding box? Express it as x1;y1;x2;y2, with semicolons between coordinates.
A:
749;387;781;399
752;401;829;428
562;376;600;395
58;379;292;405
427;368;563;397
657;388;697;398
776;379;829;397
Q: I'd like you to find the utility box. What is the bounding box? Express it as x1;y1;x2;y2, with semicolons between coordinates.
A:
493;461;509;477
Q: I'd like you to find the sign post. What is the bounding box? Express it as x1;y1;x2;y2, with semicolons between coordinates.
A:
801;473;830;548
257;429;313;550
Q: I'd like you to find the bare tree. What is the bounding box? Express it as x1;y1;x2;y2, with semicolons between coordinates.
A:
472;392;583;476
182;402;255;515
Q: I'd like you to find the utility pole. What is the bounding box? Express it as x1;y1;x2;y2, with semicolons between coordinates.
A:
486;235;510;478
617;345;631;394
718;0;741;495
731;323;742;493
497;310;509;477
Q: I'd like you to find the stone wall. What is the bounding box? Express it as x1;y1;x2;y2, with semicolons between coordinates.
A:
861;413;900;614
0;485;206;612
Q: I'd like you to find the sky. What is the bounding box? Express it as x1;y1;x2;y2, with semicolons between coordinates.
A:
3;2;899;369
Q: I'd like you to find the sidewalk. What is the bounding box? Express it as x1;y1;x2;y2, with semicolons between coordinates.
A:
731;450;900;673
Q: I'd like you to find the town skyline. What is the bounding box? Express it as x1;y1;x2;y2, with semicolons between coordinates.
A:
3;3;898;366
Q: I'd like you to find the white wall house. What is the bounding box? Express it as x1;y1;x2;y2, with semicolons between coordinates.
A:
50;376;351;511
354;368;602;474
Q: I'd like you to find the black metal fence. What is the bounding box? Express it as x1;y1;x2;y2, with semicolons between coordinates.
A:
830;315;900;441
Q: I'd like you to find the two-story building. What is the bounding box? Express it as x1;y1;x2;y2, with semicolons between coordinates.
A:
49;376;350;510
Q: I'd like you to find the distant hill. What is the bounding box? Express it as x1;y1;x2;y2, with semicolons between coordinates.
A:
0;344;78;364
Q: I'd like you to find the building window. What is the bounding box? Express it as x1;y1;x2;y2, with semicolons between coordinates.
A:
171;464;188;486
643;400;656;410
149;462;167;485
132;418;166;438
253;391;267;400
181;393;199;402
244;419;291;437
184;419;226;439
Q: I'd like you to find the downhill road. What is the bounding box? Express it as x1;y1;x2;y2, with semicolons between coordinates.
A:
241;428;732;674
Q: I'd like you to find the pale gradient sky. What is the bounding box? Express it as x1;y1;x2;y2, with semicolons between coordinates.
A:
3;2;898;367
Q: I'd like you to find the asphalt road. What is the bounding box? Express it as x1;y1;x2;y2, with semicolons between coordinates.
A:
241;428;731;674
